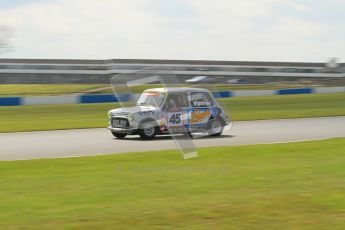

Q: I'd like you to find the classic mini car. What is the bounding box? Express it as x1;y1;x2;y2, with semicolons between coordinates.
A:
107;88;230;139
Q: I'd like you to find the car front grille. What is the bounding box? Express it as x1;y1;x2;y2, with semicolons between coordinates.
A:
111;117;130;128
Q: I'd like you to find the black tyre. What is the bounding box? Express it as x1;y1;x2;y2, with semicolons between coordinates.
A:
207;119;224;136
138;121;158;139
111;132;127;139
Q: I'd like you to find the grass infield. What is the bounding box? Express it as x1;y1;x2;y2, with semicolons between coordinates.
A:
0;138;344;229
0;84;106;96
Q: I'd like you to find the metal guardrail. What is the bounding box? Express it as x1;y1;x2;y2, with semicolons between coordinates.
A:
1;87;344;106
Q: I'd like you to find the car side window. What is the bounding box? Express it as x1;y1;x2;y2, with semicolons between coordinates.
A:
189;92;214;108
164;93;189;108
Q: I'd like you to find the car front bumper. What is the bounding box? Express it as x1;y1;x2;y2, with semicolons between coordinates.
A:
107;126;138;134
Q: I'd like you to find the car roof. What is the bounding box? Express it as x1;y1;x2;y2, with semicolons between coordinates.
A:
144;87;210;93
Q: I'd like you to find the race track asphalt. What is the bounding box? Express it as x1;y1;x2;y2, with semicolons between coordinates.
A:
1;116;345;160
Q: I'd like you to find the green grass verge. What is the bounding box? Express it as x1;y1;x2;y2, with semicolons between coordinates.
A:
0;83;312;96
0;92;344;133
1;138;345;229
0;84;107;96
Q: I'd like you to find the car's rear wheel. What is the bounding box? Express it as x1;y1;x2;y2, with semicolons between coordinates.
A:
111;132;127;139
139;121;158;139
207;119;224;136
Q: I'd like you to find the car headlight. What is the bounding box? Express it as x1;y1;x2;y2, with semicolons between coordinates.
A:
127;114;134;121
108;111;112;118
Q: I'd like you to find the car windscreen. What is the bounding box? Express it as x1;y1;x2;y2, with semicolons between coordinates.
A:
136;92;165;107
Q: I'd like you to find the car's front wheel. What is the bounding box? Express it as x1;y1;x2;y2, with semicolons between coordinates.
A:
139;121;158;139
207;119;224;136
111;132;127;139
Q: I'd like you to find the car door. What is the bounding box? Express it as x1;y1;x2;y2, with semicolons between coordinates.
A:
188;92;215;129
163;92;189;132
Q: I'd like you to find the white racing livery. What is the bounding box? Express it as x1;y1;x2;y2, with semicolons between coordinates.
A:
108;88;230;139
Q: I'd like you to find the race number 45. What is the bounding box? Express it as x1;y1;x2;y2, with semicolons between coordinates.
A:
168;112;183;126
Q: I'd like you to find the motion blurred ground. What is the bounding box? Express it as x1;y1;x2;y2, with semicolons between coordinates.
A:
0;138;344;229
0;93;344;132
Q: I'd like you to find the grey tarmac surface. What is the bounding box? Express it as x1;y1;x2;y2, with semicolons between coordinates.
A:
0;116;345;161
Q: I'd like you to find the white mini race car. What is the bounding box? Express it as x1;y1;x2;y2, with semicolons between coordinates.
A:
107;88;230;139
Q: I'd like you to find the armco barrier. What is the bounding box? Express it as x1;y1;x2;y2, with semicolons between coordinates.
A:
79;94;132;104
276;88;313;95
212;91;233;98
0;87;344;106
23;95;78;105
233;89;275;97
80;94;118;103
314;87;345;94
0;97;21;106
